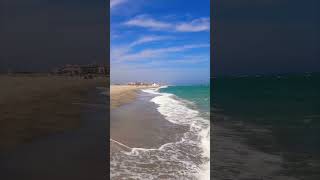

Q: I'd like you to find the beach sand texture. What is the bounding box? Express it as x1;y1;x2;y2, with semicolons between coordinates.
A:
110;85;154;109
0;75;107;150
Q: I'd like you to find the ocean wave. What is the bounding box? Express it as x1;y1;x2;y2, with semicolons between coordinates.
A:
148;88;210;179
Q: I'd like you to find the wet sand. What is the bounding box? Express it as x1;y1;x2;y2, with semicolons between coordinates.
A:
0;76;108;179
110;90;187;150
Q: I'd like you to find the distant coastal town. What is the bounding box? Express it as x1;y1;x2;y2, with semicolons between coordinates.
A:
4;64;108;79
51;64;108;79
126;82;161;87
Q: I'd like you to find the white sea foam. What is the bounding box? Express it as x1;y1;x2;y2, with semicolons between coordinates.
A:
111;87;210;180
143;87;210;179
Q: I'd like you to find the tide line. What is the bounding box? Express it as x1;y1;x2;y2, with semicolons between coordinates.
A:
110;138;132;150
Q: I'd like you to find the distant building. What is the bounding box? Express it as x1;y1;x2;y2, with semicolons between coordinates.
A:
55;64;81;76
54;64;108;77
152;83;159;87
128;82;136;85
127;82;160;86
127;82;145;86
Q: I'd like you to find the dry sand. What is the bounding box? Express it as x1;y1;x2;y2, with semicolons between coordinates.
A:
110;85;153;109
0;75;108;150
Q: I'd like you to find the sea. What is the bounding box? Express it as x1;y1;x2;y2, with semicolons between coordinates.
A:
212;73;320;179
110;85;210;180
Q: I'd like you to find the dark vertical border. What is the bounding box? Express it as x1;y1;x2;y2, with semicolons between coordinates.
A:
106;0;110;178
210;0;214;178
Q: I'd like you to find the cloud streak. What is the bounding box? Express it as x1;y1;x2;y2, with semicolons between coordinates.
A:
110;0;127;9
129;35;172;47
124;15;210;32
111;43;209;62
124;15;172;30
176;18;210;32
111;35;172;61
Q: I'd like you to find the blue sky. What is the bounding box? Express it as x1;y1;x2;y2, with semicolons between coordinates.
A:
110;0;210;85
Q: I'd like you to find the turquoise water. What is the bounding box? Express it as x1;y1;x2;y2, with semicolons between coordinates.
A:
160;85;210;118
157;78;320;177
212;73;320;177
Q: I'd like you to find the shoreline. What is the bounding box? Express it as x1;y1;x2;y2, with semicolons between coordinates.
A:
110;86;210;179
110;85;156;109
110;88;191;179
110;88;186;149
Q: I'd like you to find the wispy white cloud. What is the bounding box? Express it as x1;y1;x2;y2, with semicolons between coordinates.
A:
124;15;172;30
111;43;209;62
176;18;210;32
123;15;210;32
110;0;127;9
130;56;208;67
111;35;172;62
129;35;172;47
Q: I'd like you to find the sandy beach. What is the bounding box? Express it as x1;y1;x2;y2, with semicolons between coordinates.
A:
0;75;107;150
0;75;108;179
110;85;154;109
